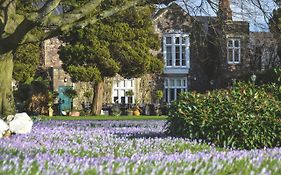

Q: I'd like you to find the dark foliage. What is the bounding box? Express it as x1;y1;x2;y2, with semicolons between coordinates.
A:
166;82;281;149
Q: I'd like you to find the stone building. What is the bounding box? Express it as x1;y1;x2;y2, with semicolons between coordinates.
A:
153;0;251;102
42;0;278;111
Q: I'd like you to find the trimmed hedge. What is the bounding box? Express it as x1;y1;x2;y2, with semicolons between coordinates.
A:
166;82;281;149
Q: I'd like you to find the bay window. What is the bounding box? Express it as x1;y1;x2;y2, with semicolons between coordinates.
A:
163;33;189;67
164;77;188;103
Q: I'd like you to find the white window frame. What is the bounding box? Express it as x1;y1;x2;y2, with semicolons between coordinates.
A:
112;79;134;104
227;38;241;64
164;77;188;103
163;33;190;68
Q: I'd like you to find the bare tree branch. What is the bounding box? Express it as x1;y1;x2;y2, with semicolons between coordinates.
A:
23;0;145;44
42;0;102;27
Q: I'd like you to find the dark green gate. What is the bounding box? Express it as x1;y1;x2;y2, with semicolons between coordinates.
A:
58;86;72;114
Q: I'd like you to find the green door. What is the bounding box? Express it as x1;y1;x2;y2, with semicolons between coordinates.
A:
58;86;72;113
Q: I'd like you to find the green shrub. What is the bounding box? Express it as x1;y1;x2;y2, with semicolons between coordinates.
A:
111;104;121;116
166;82;281;149
263;83;281;101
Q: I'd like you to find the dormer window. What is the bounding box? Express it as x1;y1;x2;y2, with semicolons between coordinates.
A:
163;33;190;67
227;38;241;64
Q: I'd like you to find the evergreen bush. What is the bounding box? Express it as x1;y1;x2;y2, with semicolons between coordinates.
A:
166;82;281;149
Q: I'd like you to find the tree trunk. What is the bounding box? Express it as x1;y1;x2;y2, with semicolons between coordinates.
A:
91;81;104;115
0;52;15;119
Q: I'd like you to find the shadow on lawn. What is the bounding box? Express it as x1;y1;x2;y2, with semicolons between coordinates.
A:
114;131;170;139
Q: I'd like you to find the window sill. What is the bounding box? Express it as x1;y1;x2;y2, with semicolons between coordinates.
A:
165;66;189;68
227;62;241;65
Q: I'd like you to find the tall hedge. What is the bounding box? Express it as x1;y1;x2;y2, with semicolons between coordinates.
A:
166;82;281;149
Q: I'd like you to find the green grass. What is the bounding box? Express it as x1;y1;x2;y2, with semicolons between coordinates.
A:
36;115;168;121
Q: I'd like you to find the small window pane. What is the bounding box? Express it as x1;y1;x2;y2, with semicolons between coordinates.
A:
228;49;233;62
114;97;118;103
121;97;125;104
176;79;181;86
183;79;186;87
234;49;240;62
166;37;172;44
167;55;172;66
175;46;180;66
182;46;186;52
182;36;187;45
234;40;240;47
175;37;180;44
120;90;125;96
166;46;172;53
182;58;186;66
182;46;186;66
228;40;233;47
170;89;175;101
166;46;172;66
175;56;180;65
170;79;175;87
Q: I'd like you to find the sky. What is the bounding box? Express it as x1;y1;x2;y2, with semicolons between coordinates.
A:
159;0;278;32
51;0;277;32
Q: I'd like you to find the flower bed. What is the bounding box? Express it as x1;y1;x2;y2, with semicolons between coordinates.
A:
0;120;281;174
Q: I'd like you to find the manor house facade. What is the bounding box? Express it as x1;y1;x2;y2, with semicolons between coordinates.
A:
41;1;279;111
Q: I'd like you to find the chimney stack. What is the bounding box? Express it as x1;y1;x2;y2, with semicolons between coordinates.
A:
218;0;233;21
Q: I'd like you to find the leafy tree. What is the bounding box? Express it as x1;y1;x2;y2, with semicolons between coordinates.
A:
59;2;163;115
12;41;41;113
0;0;170;118
13;43;41;84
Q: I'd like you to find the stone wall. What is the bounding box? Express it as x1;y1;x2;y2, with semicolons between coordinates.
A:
42;37;62;68
219;21;251;86
249;32;280;71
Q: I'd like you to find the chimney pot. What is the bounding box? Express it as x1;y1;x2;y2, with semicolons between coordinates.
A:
218;0;233;21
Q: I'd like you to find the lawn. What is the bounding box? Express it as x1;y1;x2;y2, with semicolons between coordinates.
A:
37;115;168;121
0;120;281;174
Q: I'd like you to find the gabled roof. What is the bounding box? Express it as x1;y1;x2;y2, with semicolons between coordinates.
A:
153;2;217;35
153;2;189;20
154;0;276;32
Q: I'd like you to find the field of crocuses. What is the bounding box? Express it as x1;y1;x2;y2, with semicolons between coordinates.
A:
1;120;281;175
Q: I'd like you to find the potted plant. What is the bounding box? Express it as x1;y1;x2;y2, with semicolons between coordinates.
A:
111;104;121;116
132;105;141;116
47;91;58;116
125;90;134;115
132;98;141;116
155;90;163;116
